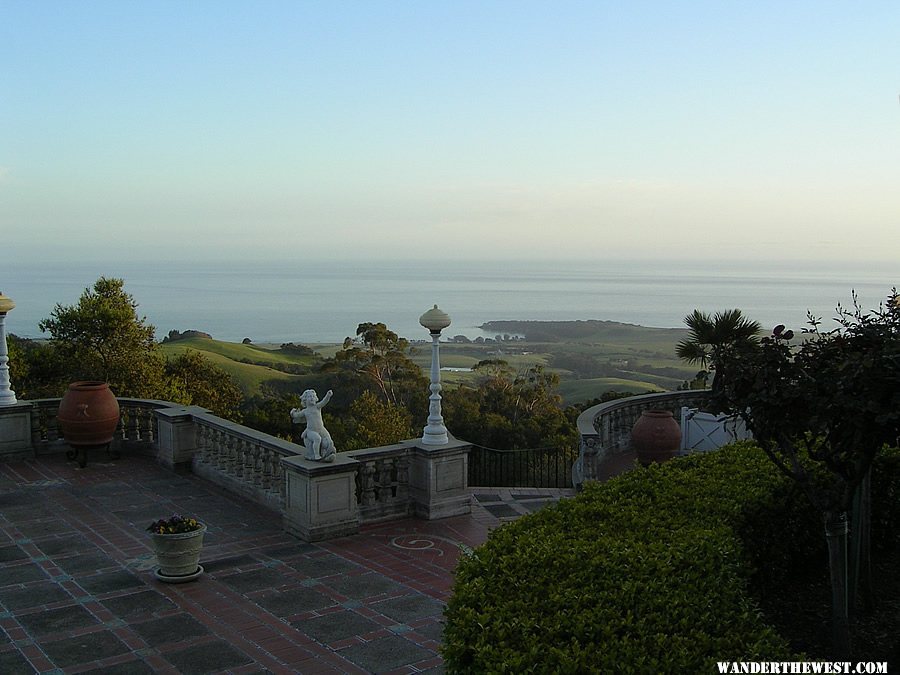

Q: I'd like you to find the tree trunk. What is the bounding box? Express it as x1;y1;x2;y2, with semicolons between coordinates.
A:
858;470;873;613
824;510;851;657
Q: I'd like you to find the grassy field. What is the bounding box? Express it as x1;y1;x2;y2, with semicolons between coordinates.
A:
159;338;311;394
158;320;698;405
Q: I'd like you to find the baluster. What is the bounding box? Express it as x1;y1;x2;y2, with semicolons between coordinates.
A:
226;435;238;477
196;425;209;466
261;448;273;489
241;439;254;481
250;445;262;487
380;458;396;501
31;405;43;445
148;408;158;443
233;438;246;479
47;409;60;442
271;452;285;501
126;406;139;442
215;429;229;471
396;455;409;500
114;408;126;442
361;461;376;506
137;407;151;442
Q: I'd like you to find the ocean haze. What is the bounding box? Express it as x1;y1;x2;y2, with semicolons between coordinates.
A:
3;258;897;344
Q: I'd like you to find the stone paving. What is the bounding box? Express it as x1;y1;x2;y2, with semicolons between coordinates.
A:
0;454;574;674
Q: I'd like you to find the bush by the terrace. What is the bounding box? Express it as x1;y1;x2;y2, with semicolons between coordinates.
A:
443;443;820;672
871;445;900;553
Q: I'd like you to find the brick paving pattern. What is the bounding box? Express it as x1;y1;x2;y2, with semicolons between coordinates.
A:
0;454;573;674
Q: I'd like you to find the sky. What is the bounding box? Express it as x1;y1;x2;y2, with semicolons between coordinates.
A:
2;1;899;263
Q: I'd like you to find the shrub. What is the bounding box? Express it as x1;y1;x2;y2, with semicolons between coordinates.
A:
443;443;820;672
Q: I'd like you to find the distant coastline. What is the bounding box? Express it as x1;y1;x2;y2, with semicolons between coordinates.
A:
4;258;897;344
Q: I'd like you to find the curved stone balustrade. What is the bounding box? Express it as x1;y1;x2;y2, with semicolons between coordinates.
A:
573;390;711;488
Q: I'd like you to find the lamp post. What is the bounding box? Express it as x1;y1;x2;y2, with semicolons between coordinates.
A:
419;304;451;445
0;292;17;405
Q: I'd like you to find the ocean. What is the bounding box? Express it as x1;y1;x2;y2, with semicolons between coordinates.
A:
2;258;897;344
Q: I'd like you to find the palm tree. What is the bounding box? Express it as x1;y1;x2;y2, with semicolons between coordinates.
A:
676;309;761;394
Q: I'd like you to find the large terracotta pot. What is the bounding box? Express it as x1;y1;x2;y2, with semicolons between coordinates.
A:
57;381;120;447
150;524;206;581
631;409;681;465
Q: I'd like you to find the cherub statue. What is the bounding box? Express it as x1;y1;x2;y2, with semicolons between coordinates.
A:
289;389;336;462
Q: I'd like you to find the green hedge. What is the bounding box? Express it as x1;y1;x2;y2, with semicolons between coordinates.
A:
443;442;822;673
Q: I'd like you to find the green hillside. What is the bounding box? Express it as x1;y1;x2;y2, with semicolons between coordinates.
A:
159;338;317;394
155;321;697;405
557;378;663;405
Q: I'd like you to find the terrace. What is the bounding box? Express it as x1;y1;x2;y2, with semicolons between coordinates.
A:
1;394;586;674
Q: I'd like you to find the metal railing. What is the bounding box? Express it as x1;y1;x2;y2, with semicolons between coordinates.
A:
468;444;576;488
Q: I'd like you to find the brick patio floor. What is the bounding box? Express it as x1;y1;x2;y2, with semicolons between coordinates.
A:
0;454;574;674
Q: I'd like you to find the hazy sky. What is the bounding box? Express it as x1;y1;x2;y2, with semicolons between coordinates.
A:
2;1;899;262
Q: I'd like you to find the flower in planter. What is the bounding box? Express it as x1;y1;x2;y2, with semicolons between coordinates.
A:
147;515;202;535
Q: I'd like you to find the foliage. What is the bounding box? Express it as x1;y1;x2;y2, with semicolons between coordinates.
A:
714;290;900;514
146;514;202;534
871;445;900;553
330;390;416;451
443;363;578;452
242;391;303;441
676;308;761;393
6;335;70;399
161;329;212;343
163;350;244;421
322;322;427;414
38;277;164;397
444;444;811;672
279;342;316;356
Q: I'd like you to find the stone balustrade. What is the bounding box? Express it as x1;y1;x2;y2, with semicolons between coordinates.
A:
0;397;473;542
347;443;413;522
573;390;711;488
24;398;175;457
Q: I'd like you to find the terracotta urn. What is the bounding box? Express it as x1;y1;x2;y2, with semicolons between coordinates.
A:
631;409;681;465
57;381;120;447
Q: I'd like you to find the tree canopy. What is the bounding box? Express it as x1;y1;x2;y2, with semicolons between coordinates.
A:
676;308;761;395
39;277;163;397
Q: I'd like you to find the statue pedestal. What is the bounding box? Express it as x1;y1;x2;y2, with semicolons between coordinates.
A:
408;436;472;520
0;402;33;460
281;454;359;541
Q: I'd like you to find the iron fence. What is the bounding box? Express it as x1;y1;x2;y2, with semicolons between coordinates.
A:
468;444;576;488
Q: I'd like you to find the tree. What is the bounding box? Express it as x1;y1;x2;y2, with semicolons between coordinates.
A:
342;391;416;451
323;322;427;414
443;363;578;453
676;309;761;395
163;351;244;421
714;290;900;656
38;277;164;397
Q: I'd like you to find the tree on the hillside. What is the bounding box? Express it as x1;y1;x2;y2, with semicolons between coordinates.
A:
322;322;427;414
38;277;164;397
164;350;244;421
676;309;761;396
242;391;303;441
714;290;900;656
341;390;416;451
443;363;578;452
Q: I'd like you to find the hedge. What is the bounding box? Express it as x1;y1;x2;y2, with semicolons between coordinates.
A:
443;442;832;673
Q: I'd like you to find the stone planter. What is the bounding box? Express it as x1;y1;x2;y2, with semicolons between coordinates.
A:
149;524;206;582
631;409;680;466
